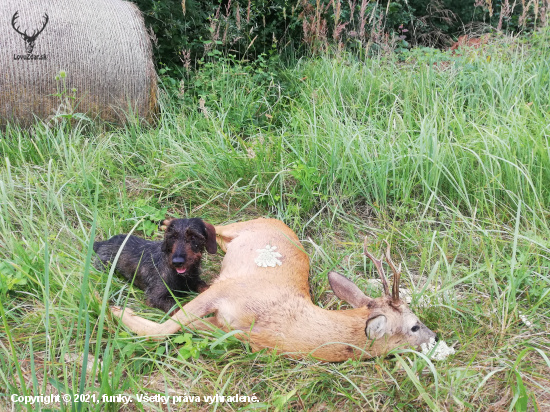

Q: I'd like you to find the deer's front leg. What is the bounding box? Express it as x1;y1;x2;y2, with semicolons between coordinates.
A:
111;291;218;339
111;306;169;337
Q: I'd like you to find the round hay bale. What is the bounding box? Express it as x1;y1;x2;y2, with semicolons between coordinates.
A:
0;0;158;128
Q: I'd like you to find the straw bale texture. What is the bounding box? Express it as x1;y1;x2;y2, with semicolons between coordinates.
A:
0;0;158;128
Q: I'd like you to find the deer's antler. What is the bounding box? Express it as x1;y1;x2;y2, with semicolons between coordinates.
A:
31;13;49;39
363;236;389;296
11;12;26;37
383;240;402;303
11;12;49;40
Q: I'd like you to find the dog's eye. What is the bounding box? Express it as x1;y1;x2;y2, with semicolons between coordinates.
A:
411;325;420;332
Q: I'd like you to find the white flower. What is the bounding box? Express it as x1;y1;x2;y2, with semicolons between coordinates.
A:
421;337;455;361
255;245;283;267
519;313;533;328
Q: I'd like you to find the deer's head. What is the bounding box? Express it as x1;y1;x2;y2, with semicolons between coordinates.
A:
328;238;435;354
11;11;49;54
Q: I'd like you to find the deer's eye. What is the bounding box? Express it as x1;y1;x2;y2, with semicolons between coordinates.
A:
411;325;420;332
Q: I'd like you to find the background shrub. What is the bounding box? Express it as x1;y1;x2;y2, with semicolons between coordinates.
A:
131;0;549;73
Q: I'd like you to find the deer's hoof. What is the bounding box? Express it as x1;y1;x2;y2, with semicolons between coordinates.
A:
111;306;134;318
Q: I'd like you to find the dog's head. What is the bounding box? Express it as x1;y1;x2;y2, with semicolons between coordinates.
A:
160;218;217;274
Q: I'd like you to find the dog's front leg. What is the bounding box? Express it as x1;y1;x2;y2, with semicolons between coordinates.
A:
111;290;218;339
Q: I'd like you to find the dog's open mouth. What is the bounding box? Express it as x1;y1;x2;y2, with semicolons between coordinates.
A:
175;267;187;274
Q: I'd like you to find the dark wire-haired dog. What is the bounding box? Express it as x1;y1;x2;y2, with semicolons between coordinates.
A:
93;218;217;313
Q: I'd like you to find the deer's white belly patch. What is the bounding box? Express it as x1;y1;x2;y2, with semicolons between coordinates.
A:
255;245;283;267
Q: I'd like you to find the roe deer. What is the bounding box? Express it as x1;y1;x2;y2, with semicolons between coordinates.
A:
111;218;435;361
450;34;490;55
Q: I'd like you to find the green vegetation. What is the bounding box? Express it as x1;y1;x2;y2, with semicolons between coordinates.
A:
132;0;546;71
1;33;550;410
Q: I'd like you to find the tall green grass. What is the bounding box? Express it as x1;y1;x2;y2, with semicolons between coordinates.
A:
0;37;549;410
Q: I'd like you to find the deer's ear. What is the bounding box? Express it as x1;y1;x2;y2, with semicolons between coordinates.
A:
328;271;372;308
365;315;387;340
203;222;217;254
159;219;174;231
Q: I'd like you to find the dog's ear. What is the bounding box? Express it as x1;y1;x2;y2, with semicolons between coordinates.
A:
161;238;170;253
160;219;174;253
203;222;217;254
159;218;174;231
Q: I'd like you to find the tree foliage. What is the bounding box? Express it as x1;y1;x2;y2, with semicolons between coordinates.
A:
129;0;548;71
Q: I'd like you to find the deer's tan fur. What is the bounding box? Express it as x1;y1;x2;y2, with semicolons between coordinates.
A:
111;218;435;362
450;34;490;55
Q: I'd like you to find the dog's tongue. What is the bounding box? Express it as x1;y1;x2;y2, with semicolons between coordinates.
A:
176;268;187;274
